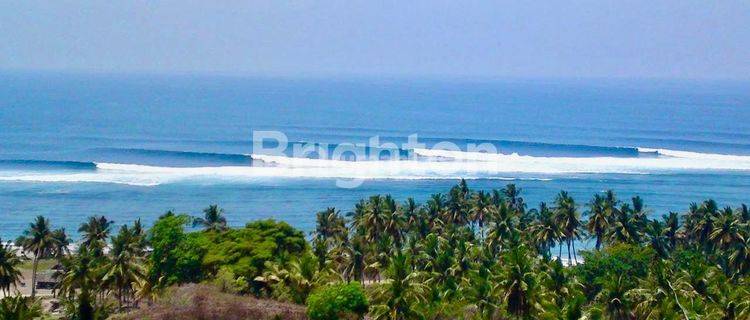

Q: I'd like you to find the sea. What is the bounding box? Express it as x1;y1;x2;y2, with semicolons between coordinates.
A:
1;71;750;246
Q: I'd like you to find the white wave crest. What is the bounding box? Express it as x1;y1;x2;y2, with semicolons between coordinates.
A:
0;161;550;186
411;147;750;171
636;148;750;161
0;147;748;186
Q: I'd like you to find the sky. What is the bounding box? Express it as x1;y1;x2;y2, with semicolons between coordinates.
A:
0;1;748;80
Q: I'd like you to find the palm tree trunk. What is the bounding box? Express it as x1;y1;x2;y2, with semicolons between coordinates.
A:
31;252;39;298
595;233;602;251
558;242;563;260
567;240;572;262
572;241;578;264
666;279;690;320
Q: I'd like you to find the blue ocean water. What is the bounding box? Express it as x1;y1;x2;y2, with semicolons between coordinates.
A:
1;71;750;242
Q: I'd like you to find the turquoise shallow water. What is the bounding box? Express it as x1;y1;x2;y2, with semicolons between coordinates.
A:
1;72;749;241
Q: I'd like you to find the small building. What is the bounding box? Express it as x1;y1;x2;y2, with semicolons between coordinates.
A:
35;272;58;290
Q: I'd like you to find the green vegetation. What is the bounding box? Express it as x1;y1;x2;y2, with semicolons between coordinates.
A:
146;210;306;290
0;240;25;296
306;283;368;320
0;294;43;320
15;216;60;298
2;183;750;319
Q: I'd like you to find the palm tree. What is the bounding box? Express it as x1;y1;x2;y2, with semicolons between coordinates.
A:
709;282;750;320
662;212;680;250
446;185;470;225
463;263;500;320
58;247;98;319
541;294;585;320
0;240;25;296
256;252;331;304
362;195;387;242
314;207;346;243
501;245;540;318
371;253;426;320
383;207;405;249
586;194;610;251
490;189;505;207
402;198;423;235
645;220;670;259
503;184;526;214
710;207;744;251
457;178;470;197
130;218;147;255
0;295;43;320
102;225;146;308
555;191;582;264
193;204;228;232
78;215;114;255
373;236;395;281
544;259;580;309
623;197;649;241
485;202;517;255
426;193;446;230
15;215;57;298
450;238;473;280
594;274;632;320
528;202;560;259
630;196;649;223
607;204;642;246
349;199;368;235
682;202;701;240
738;204;750;223
335;235;366;284
471;190;494;239
729;237;750;276
691;200;719;252
50;228;70;266
626;261;692;320
603;189;620;220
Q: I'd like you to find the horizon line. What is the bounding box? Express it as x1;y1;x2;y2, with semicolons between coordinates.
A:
2;67;749;84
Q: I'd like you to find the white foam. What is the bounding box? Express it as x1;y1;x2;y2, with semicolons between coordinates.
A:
0;147;748;186
412;148;750;172
0;161;550;186
636;147;750;161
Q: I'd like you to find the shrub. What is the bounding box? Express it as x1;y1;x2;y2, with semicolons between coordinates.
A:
307;283;368;320
0;295;43;320
148;215;307;292
210;267;248;294
574;243;655;298
148;212;197;285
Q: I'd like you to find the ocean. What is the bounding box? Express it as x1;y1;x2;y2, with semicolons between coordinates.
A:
1;71;750;244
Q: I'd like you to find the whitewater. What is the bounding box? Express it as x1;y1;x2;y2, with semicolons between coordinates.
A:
2;74;749;238
2;147;750;186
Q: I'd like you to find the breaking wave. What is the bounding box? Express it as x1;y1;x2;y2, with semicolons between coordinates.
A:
1;147;749;186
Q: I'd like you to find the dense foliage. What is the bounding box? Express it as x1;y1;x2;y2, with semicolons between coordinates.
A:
297;181;750;319
306;283;368;320
147;212;306;292
2;181;750;319
0;294;43;320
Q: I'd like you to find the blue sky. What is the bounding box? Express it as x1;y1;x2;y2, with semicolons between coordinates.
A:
0;1;748;80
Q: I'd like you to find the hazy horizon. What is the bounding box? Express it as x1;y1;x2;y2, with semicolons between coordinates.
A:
4;68;750;85
1;1;748;80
